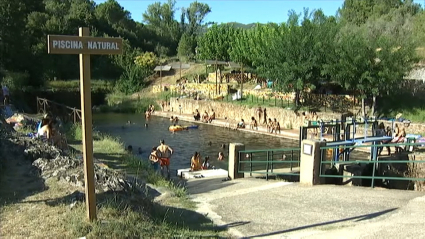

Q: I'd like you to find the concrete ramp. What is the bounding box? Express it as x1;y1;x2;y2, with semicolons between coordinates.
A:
188;178;425;239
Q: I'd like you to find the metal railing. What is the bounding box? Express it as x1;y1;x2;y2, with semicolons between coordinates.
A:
319;142;425;189
36;97;81;123
238;148;301;180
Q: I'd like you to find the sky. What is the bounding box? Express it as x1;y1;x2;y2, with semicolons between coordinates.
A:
94;0;424;25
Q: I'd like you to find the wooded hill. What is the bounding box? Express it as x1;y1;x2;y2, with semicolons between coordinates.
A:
1;0;424;99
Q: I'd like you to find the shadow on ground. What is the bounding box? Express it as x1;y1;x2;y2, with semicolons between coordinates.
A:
0;135;48;207
68;145;129;171
0;134;231;237
183;177;237;195
245;208;398;238
20;189;231;235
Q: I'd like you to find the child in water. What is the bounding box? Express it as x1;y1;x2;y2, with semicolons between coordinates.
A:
218;152;225;161
149;147;160;173
202;156;211;169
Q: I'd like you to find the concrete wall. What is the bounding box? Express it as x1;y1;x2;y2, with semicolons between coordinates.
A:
169;98;341;129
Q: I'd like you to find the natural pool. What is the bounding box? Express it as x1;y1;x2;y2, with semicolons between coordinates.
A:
93;113;298;172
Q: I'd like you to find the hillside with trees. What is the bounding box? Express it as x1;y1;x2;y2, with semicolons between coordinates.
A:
1;0;424;106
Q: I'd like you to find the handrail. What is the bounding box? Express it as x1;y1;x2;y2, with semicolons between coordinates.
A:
238;148;301;180
240;147;300;153
36;97;82;123
320;142;424;150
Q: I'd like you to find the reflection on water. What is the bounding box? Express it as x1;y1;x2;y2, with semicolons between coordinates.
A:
93;113;298;172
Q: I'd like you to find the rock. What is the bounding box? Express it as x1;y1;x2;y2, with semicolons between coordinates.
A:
1;133;156;200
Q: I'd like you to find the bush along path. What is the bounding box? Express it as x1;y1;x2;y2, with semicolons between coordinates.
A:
0;123;228;238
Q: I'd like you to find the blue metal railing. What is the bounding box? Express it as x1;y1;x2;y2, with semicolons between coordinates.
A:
238;148;301;180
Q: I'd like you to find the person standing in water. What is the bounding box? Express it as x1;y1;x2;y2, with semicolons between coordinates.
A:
191;152;202;171
157;139;173;178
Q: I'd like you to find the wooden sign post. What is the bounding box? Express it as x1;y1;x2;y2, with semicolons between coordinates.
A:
47;27;122;221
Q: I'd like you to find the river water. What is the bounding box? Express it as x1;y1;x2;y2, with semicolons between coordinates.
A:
93;113;298;172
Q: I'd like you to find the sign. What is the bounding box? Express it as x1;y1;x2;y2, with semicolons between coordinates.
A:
47;35;123;55
47;28;123;221
303;143;313;155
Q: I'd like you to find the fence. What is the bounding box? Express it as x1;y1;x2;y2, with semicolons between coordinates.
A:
319;142;425;189
36;97;81;123
166;90;359;113
238;148;301;180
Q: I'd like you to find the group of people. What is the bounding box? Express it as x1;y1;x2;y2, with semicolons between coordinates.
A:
193;109;215;123
190;152;211;171
237;117;260;130
147;139;225;175
235;106;281;134
169;116;179;123
376;122;407;155
190;151;225;171
148;140;174;178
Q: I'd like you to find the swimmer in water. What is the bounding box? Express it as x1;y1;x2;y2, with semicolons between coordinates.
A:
208;141;212;146
218;152;225;161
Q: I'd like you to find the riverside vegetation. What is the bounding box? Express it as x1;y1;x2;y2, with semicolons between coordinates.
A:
3;0;425;121
0;122;227;238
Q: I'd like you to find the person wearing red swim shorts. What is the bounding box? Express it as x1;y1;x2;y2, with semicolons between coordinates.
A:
156;139;174;179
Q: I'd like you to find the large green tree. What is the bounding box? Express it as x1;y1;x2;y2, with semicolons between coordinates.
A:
197;24;236;61
142;0;181;56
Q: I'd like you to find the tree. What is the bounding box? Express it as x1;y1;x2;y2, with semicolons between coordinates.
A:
142;0;181;56
326;19;418;116
197;24;236;61
339;0;421;25
259;10;325;106
179;1;211;56
184;1;211;36
177;33;196;61
134;52;158;69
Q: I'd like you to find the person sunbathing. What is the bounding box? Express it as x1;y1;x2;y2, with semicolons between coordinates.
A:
392;126;406;153
237;119;245;129
38;120;65;148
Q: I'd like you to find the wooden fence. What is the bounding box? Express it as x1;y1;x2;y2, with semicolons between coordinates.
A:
36;97;81;123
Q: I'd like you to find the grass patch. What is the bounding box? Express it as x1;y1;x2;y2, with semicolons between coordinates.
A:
65;123;187;199
95;91;160;114
46;79;114;92
0;175;223;238
377;94;425;123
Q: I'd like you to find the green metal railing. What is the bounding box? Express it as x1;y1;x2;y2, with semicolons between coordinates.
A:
319;142;425;188
238;148;301;180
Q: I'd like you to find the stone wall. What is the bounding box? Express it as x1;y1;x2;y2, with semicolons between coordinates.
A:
169;98;341;129
408;153;425;191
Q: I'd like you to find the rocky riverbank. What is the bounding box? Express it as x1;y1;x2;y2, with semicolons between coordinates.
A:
0;117;226;238
1;132;153;201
